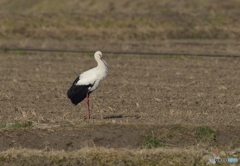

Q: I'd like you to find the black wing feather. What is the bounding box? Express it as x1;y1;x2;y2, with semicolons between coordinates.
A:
67;76;93;105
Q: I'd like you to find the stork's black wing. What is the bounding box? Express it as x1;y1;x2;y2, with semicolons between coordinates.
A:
67;76;93;105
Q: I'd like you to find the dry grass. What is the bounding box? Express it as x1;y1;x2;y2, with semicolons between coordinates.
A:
0;0;239;43
0;12;238;41
1;147;239;166
0;147;212;166
0;1;240;56
0;0;239;14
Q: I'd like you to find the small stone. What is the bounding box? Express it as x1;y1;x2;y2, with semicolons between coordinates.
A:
136;102;139;108
202;154;213;162
220;150;226;157
236;104;240;108
229;148;240;155
154;98;161;102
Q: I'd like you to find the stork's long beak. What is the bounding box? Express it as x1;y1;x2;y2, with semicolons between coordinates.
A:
101;58;108;68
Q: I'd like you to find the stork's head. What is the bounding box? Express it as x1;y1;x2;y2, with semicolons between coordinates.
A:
94;51;108;68
94;51;103;59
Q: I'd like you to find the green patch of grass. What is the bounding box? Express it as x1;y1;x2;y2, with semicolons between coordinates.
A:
170;124;183;130
166;134;173;139
206;15;228;26
11;50;27;56
194;126;216;142
0;121;33;130
143;136;164;149
169;124;189;137
1;47;9;54
75;36;83;40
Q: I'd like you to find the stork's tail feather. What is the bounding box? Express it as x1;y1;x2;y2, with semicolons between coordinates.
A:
67;84;90;105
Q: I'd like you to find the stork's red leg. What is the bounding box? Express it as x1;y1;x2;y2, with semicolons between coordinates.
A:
86;93;90;119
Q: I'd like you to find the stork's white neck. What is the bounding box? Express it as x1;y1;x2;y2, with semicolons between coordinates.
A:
96;57;108;71
93;52;108;77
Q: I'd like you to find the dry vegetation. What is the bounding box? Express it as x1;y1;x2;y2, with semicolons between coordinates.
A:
0;0;240;165
0;147;214;166
0;0;240;55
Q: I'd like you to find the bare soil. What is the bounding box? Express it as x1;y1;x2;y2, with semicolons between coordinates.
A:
0;51;240;153
0;124;240;152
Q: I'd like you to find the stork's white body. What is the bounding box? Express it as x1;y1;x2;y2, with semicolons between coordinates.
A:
76;59;108;92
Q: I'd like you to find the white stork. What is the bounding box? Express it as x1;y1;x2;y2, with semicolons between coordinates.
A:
67;51;108;119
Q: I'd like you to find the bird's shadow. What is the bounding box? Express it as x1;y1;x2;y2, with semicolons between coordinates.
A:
103;115;123;119
84;115;140;120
